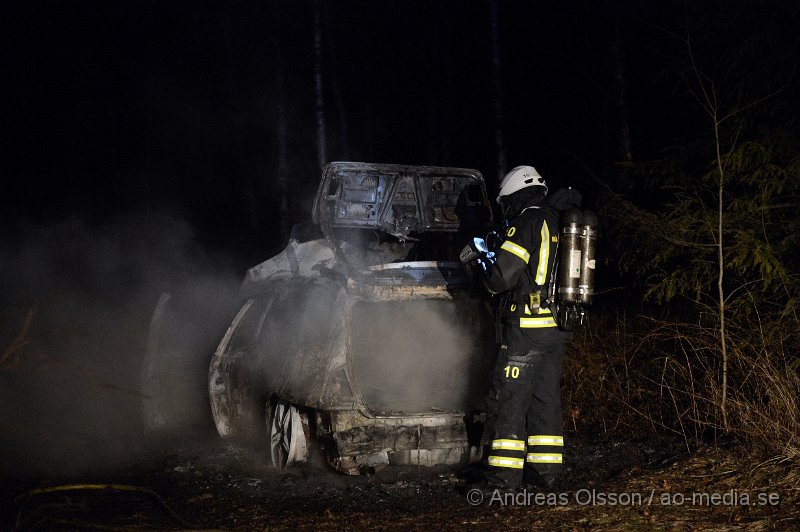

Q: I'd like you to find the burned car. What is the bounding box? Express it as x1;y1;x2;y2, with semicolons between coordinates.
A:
207;162;497;473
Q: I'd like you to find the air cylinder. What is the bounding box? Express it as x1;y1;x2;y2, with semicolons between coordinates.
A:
578;211;599;305
558;208;583;304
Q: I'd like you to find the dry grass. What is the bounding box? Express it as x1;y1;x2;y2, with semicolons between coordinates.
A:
564;308;800;466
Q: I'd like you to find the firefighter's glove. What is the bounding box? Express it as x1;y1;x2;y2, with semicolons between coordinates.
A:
476;252;496;275
459;237;496;276
485;230;503;252
473;238;496;275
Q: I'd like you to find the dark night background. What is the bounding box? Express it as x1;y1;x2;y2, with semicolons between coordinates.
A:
1;2;800;527
4;0;756;266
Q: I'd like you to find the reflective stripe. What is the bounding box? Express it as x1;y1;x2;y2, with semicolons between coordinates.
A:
491;439;525;451
519;316;558;328
528;435;564;446
500;240;530;263
523;306;552;316
535;220;551;286
526;453;563;463
488;455;525;469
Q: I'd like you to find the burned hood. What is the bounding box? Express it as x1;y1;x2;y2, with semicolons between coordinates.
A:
312;162;492;240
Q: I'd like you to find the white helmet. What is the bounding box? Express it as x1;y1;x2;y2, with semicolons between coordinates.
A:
496;165;547;204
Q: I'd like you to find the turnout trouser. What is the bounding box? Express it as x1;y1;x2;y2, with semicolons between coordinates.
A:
487;330;566;485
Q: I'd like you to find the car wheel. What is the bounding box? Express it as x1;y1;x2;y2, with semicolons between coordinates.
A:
267;399;309;469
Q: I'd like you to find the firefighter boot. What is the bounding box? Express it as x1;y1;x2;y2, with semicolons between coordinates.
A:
464;464;522;489
523;464;561;490
482;466;523;489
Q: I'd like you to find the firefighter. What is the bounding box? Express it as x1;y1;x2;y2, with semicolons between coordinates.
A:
474;165;572;489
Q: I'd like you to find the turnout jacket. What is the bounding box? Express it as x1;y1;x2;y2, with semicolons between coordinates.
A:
485;197;560;331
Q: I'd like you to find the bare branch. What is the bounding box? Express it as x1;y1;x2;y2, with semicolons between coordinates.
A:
0;308;35;370
719;63;798;124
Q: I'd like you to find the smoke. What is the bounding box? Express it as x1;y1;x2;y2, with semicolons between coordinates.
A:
350;299;495;415
0;214;242;478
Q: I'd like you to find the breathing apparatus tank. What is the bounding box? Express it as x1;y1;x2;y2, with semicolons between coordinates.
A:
555;208;598;330
557;208;583;305
578;211;599;304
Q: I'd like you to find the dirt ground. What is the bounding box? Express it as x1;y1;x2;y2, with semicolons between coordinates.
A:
0;315;797;531
2;428;797;531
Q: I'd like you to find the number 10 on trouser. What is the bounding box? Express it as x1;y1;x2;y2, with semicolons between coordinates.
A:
487;343;566;488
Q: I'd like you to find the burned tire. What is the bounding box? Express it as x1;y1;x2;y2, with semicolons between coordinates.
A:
267;398;309;469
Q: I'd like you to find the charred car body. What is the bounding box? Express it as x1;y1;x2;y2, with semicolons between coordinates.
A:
207;162;497;473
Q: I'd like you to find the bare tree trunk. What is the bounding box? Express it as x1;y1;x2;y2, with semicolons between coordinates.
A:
713;116;729;433
428;5;452;164
326;14;349;160
273;9;290;243
314;0;328;172
489;0;506;181
688;43;730;432
611;15;633;170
